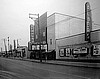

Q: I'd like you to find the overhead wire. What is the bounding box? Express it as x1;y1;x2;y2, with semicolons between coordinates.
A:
75;7;99;17
75;7;100;26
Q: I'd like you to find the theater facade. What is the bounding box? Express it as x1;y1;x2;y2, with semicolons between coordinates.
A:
47;12;100;59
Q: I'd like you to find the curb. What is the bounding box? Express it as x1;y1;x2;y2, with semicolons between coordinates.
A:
41;61;100;69
3;57;100;69
24;59;100;69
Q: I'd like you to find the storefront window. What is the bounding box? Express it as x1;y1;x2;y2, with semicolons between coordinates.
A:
80;47;87;54
65;48;70;57
73;48;80;54
93;44;100;55
59;48;64;57
50;39;52;45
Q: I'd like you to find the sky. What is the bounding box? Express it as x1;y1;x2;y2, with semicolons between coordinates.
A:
0;0;100;51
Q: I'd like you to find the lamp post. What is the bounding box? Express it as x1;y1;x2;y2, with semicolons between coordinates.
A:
29;13;42;62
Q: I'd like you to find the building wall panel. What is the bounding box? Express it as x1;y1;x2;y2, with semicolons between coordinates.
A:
91;30;100;42
55;13;85;40
56;30;100;59
47;14;55;51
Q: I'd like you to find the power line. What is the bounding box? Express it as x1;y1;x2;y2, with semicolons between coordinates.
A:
49;7;100;27
75;7;100;27
75;7;100;17
94;23;100;26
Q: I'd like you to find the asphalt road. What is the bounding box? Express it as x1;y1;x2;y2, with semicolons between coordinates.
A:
0;57;100;79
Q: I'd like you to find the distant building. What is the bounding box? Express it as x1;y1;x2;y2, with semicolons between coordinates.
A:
17;46;28;58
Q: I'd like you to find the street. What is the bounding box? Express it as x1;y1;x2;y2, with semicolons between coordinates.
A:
0;57;100;79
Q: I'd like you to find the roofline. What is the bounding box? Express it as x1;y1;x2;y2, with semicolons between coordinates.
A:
47;12;84;20
56;29;100;41
47;13;55;18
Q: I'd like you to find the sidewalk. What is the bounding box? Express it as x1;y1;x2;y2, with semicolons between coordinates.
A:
24;58;100;69
6;57;100;68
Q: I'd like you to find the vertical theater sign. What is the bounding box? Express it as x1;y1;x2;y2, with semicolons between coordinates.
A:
85;2;92;42
30;24;34;43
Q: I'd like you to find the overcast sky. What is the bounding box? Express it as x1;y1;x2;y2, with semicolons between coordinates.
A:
0;0;100;50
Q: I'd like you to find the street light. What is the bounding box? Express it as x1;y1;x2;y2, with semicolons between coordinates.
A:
29;13;42;62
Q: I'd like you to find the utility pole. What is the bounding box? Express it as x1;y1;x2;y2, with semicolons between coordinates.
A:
14;40;16;57
1;47;2;52
16;39;21;48
17;39;19;48
14;40;16;50
4;39;7;56
38;14;42;62
8;37;9;52
10;44;12;56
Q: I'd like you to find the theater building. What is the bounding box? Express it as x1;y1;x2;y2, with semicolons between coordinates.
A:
47;12;100;59
28;12;56;60
29;11;100;60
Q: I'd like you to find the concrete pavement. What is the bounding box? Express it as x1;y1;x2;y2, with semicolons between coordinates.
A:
4;57;100;68
2;57;100;79
14;58;100;69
